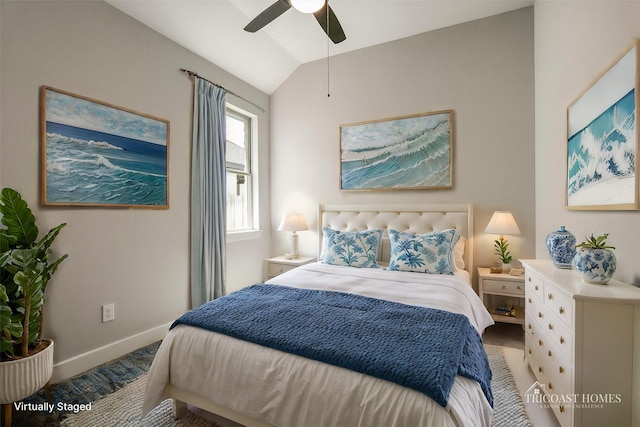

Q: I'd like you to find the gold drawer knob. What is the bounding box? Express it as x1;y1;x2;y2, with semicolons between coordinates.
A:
538;312;543;318
559;366;565;374
538;339;543;346
528;298;532;303
548;293;553;300
548;323;553;330
534;285;539;290
548;350;552;357
528;348;532;354
538;366;543;373
529;277;532;282
548;382;553;390
560;405;565;413
559;307;565;315
560;336;565;344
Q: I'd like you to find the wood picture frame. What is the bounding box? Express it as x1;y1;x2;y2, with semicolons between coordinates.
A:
339;110;453;191
566;39;639;210
40;86;170;209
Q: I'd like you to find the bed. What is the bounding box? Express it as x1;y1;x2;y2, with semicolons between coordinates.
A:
142;204;495;427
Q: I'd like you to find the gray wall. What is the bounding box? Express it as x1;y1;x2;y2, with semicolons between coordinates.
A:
534;1;640;286
0;1;270;375
270;7;536;283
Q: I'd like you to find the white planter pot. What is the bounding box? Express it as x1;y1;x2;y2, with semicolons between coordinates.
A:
0;339;54;404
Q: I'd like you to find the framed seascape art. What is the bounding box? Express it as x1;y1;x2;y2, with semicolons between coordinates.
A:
41;86;170;208
340;110;453;191
566;39;639;210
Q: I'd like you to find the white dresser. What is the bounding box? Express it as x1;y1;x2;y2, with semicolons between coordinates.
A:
521;259;640;427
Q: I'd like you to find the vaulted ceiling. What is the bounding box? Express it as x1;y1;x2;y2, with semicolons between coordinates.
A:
107;0;534;94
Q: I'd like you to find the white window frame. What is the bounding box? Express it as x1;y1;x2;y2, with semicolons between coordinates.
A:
226;104;260;242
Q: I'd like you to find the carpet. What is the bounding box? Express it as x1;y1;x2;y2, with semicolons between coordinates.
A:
10;342;161;427
486;344;533;427
59;374;219;427
57;344;531;427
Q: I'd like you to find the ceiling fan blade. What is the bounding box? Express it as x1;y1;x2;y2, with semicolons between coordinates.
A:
244;0;292;33
313;3;346;44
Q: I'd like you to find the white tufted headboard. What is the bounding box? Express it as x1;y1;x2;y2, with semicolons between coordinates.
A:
318;204;473;274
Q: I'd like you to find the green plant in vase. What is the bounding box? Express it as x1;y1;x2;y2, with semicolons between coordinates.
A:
493;236;513;264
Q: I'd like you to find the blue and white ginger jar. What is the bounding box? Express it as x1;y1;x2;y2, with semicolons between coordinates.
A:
545;226;576;269
573;248;616;285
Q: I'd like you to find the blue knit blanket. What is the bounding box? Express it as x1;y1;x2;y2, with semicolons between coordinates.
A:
171;284;493;407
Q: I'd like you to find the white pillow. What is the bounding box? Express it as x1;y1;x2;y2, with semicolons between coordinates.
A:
454;235;466;270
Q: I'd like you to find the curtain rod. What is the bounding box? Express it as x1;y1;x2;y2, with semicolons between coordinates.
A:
180;68;266;113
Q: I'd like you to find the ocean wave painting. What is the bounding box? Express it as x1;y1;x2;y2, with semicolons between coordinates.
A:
340;111;453;190
41;87;169;208
566;41;638;210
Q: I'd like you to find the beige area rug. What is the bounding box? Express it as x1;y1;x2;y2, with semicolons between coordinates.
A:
60;374;218;427
62;345;531;427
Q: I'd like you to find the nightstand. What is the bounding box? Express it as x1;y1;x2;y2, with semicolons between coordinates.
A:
263;256;316;281
478;267;525;327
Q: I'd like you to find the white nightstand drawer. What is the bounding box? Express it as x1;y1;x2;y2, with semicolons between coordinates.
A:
268;263;295;276
483;279;525;296
263;256;316;281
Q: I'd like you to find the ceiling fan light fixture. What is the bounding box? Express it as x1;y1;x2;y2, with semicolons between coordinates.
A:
290;0;325;14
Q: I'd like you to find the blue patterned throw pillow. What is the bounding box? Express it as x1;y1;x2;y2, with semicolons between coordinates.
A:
322;227;383;268
388;229;459;274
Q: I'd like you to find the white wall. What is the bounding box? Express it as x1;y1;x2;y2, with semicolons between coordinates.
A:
270;7;536;283
0;1;270;380
534;1;640;286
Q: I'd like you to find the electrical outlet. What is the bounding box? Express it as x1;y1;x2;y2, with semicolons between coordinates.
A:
102;304;115;323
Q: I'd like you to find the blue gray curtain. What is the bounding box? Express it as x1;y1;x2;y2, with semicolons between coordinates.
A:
191;78;227;307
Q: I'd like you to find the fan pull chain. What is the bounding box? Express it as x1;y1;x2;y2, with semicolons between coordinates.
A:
327;37;330;97
326;1;330;97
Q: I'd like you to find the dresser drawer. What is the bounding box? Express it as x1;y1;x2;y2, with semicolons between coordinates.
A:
483;279;525;296
543;285;574;330
545;316;573;361
526;271;545;301
526;328;575;427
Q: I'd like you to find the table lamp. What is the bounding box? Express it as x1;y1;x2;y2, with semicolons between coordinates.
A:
278;213;308;259
484;211;520;273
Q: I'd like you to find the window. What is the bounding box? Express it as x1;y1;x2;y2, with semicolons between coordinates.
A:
226;106;256;233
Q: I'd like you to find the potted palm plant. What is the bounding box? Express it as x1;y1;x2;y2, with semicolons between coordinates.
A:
0;188;67;410
573;233;616;284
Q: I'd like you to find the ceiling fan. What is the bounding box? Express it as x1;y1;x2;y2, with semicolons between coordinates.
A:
244;0;346;44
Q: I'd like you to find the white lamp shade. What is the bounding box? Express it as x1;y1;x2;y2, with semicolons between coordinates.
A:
290;0;325;13
484;211;520;236
278;213;309;232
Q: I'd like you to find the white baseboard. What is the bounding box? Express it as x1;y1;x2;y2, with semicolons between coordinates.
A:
50;322;171;383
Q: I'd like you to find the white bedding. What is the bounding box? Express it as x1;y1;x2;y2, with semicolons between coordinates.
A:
143;263;494;427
